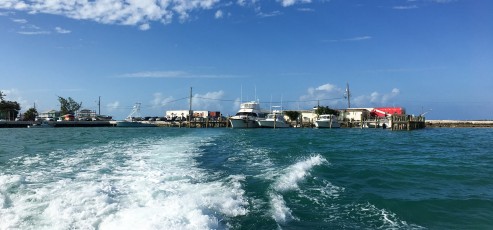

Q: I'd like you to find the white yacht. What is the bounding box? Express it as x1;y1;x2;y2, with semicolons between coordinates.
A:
257;107;290;128
116;103;157;127
314;114;340;128
229;101;264;128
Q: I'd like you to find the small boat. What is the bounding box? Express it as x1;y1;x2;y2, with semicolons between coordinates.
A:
229;101;265;128
116;103;157;127
257;106;290;128
314;114;340;128
28;121;54;128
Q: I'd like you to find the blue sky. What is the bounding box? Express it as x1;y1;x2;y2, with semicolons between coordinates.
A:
1;0;492;120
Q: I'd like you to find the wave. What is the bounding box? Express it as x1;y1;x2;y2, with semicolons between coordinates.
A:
0;134;248;230
269;154;328;225
272;154;328;193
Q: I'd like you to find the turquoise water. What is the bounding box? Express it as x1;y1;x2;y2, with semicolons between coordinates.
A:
1;127;492;229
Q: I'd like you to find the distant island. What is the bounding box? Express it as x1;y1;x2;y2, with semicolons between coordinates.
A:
426;120;493;128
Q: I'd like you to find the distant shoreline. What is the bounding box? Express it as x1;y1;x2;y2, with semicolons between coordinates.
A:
426;120;493;128
2;120;493;128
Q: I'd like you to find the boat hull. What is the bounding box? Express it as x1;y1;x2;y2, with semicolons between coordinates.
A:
116;121;157;127
314;120;341;128
257;120;290;128
230;118;259;128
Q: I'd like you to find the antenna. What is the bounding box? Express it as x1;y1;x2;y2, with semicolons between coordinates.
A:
127;103;142;120
345;83;351;108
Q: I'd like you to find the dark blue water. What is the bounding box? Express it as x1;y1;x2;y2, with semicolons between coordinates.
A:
1;127;492;229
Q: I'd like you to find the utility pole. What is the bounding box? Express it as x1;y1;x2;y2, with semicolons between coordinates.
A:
189;87;192;128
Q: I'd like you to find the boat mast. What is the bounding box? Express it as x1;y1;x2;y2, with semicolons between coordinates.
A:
98;96;101;115
345;83;351;108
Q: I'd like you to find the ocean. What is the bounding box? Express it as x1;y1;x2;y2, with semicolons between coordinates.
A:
1;127;492;229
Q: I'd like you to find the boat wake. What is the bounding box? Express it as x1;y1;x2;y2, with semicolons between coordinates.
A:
265;154;423;229
268;155;330;224
0;134;248;230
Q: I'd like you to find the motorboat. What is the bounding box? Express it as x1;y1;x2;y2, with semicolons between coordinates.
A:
116;103;157;127
257;107;290;128
229;101;265;128
314;114;340;128
28;121;54;128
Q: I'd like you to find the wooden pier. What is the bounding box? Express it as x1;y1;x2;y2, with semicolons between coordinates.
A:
153;118;230;128
390;115;426;131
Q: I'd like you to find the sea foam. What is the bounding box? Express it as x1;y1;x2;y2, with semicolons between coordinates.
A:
269;155;328;225
273;154;328;192
0;134;248;230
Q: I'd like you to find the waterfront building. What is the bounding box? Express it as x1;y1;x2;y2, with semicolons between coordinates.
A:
38;110;60;121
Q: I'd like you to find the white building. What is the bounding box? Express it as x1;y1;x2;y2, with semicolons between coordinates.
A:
338;108;371;122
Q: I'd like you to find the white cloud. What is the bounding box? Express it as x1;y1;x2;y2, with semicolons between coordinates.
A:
17;30;50;35
55;26;71;34
393;5;418;10
192;90;225;111
11;18;27;23
278;0;312;7
106;101;120;111
353;88;401;107
232;98;241;114
151;93;177;108
215;10;223;19
297;8;314;12
299;83;344;108
257;10;282;18
0;0;327;30
139;23;150;31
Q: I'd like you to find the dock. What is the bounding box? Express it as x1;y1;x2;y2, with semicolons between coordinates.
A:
0;116;428;130
390;115;426;131
0;120;115;128
152;118;230;128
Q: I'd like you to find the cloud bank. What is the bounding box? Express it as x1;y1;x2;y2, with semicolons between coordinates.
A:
299;83;345;108
0;0;318;30
353;88;401;107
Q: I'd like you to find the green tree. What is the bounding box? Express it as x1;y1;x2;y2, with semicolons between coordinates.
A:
0;91;21;120
314;106;339;116
0;101;21;120
284;110;301;127
284;111;300;122
58;96;82;115
23;107;38;121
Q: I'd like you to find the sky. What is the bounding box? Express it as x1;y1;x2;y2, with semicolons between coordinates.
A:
1;0;492;120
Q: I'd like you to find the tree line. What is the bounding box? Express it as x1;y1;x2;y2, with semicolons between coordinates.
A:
0;91;82;121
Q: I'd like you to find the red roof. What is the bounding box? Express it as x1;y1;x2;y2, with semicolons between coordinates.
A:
371;107;405;117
